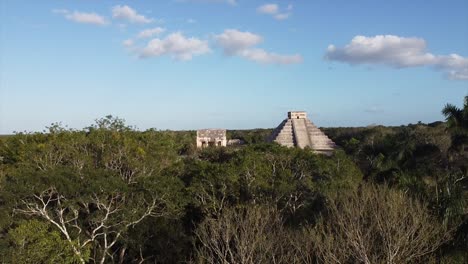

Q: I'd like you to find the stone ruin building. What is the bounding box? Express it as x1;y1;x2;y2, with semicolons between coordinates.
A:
196;129;227;148
269;111;336;154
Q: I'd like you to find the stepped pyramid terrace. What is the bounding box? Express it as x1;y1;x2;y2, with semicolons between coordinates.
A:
269;111;336;154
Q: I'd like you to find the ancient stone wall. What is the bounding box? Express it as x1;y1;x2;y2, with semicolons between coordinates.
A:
196;129;227;148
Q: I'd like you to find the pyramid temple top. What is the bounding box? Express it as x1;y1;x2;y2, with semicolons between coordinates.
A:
288;111;307;119
270;111;336;154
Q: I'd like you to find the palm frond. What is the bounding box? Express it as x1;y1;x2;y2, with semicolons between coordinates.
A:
442;104;463;129
442;104;461;118
463;96;468;129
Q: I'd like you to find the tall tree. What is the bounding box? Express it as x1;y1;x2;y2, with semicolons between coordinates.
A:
442;96;468;132
311;184;451;264
442;96;468;151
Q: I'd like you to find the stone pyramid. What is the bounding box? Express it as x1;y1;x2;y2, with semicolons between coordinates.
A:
269;111;336;154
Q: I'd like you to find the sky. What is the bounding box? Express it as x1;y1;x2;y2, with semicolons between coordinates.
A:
1;0;467;133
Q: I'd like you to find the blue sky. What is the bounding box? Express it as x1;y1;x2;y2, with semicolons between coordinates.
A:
1;0;467;133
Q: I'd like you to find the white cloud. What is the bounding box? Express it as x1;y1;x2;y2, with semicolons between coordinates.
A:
65;12;108;26
257;4;278;14
215;29;263;54
325;35;434;67
140;32;210;60
326;35;468;80
112;5;153;24
53;9;108;26
187;18;197;24
436;54;468;70
123;39;134;47
257;3;292;20
215;29;303;65
237;48;303;64
137;27;166;38
447;68;468;80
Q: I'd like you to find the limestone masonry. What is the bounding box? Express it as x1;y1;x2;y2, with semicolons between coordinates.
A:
269;111;336;154
196;129;227;148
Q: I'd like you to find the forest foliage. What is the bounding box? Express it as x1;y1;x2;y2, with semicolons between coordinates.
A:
0;97;467;263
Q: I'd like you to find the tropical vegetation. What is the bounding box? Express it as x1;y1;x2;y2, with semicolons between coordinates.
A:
0;97;467;263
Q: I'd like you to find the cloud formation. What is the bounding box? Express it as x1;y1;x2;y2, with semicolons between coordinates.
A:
137;27;166;38
215;29;302;64
326;35;468;80
447;69;468;80
215;29;263;55
257;3;292;20
257;4;278;14
112;5;153;24
236;48;303;65
140;32;210;60
53;9;109;26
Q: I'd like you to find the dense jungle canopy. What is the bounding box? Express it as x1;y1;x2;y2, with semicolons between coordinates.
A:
0;97;467;263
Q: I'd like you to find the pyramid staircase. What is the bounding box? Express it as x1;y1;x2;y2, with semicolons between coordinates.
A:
270;111;336;154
